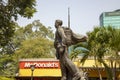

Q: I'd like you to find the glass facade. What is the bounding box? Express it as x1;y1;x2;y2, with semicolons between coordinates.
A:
100;10;120;29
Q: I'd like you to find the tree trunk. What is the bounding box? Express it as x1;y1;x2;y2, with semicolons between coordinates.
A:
113;62;116;80
97;67;102;80
94;56;102;80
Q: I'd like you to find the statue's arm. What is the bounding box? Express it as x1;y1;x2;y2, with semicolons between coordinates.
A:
54;31;58;49
57;27;66;45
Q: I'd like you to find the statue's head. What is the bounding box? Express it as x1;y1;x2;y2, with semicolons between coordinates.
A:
55;19;63;28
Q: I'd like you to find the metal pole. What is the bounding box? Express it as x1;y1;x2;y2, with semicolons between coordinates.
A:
30;65;35;80
31;70;33;80
68;7;70;28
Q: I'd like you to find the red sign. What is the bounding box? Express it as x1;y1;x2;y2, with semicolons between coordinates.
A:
19;61;60;69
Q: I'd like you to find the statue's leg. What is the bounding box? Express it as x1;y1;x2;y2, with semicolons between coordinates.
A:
60;61;67;80
64;57;81;80
66;71;72;80
58;46;67;80
63;47;81;80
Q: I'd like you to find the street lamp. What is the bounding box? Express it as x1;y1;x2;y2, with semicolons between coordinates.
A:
30;64;35;80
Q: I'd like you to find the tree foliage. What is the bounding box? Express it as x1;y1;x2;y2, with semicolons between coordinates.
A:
0;20;55;77
0;20;54;54
15;37;54;58
0;76;14;80
0;0;36;47
0;54;17;76
0;0;37;77
70;42;88;60
70;26;120;79
13;20;54;58
0;20;55;57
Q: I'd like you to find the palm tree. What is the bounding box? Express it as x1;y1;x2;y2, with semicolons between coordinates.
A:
70;27;119;80
70;42;89;60
69;41;104;80
107;28;120;80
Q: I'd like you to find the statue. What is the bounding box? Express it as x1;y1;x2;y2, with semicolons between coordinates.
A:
54;19;88;80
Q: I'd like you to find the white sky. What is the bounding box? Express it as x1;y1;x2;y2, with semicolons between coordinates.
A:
17;0;120;35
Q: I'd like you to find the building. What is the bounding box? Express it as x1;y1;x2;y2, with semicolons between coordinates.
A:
16;58;120;80
100;9;120;29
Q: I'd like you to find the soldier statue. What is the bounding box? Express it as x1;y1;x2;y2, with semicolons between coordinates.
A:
54;19;88;80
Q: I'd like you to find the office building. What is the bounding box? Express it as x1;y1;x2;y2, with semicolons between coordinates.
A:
100;9;120;29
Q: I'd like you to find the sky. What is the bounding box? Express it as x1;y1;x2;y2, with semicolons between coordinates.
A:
17;0;120;35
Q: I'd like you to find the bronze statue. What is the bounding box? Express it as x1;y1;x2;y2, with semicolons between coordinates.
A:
54;20;88;80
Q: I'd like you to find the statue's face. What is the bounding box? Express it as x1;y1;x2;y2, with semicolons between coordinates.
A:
55;21;60;28
55;21;59;28
55;20;62;28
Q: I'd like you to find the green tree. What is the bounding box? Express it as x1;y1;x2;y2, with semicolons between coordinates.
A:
0;20;54;54
0;0;36;47
70;42;88;60
86;27;114;80
0;20;55;77
13;20;55;58
15;37;54;58
32;20;54;39
0;54;17;76
70;27;120;80
106;28;120;80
